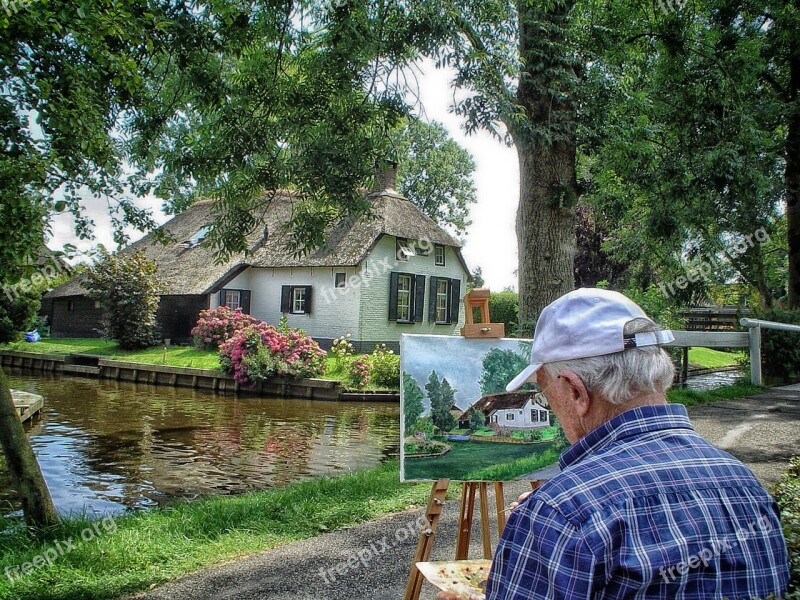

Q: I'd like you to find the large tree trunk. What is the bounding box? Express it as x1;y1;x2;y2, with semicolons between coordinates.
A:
0;368;58;529
512;0;579;334
515;143;577;333
786;49;800;309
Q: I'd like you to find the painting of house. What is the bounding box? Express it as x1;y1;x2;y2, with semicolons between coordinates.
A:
41;168;470;349
401;334;568;482
467;391;550;429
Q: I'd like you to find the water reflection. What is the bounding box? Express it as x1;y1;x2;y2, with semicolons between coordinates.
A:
1;370;399;515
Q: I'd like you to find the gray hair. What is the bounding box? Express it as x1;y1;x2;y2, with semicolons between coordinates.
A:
541;318;675;405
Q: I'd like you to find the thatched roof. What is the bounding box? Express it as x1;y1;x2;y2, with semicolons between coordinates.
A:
46;190;467;298
468;391;539;415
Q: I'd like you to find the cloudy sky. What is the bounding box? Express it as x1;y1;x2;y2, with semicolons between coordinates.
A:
48;61;521;291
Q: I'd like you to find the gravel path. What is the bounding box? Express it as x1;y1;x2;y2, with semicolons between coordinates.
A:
130;386;800;600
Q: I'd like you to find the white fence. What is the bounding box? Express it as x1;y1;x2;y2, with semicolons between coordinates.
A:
664;319;800;386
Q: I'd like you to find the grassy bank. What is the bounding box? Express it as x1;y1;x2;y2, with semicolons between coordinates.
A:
2;338;222;370
0;461;432;600
687;347;744;369
2;339;397;390
772;457;800;596
667;382;761;406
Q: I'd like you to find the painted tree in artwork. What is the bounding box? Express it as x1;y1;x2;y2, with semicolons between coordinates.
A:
403;373;425;435
479;347;531;396
425;371;456;433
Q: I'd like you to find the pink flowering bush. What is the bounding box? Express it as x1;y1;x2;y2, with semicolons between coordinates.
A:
348;357;371;389
219;323;327;386
192;306;260;350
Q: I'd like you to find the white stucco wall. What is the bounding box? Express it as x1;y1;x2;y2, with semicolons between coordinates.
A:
356;235;467;344
203;234;469;346
490;400;550;428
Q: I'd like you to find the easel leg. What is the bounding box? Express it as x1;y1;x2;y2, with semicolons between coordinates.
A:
455;482;477;560
403;479;449;600
494;482;506;535
479;483;492;558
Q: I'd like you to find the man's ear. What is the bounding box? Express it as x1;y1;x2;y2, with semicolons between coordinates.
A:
559;370;592;417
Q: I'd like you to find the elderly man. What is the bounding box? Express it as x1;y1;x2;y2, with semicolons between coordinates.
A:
440;288;789;600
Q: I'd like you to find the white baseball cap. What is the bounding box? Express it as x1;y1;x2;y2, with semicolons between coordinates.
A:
505;288;674;392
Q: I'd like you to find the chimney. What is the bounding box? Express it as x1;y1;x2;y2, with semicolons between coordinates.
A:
373;160;398;193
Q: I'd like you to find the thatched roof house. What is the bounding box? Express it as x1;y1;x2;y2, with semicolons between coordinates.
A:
465;391;550;429
43;174;470;348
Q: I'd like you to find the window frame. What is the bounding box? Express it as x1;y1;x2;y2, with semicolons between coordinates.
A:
505;413;515;421
223;289;241;310
335;272;347;288
434;244;446;266
435;278;449;324
280;285;312;315
292;287;306;314
396;274;412;322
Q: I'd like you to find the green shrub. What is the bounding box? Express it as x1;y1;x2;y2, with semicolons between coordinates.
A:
0;289;40;343
772;456;800;597
369;344;400;388
348;356;370;389
330;334;354;370
489;291;519;336
751;307;800;384
85;249;164;350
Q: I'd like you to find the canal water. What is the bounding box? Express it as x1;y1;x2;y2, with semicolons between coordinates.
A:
1;369;400;516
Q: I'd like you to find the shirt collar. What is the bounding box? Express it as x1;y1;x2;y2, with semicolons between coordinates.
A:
558;404;694;470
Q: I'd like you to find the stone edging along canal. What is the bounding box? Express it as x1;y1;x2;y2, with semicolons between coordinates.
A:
0;349;400;402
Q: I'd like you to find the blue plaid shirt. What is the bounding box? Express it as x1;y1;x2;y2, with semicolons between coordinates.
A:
487;404;789;599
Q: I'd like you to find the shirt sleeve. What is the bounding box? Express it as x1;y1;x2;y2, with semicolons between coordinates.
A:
486;497;597;600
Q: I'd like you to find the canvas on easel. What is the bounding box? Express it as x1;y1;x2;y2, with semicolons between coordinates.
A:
400;333;568;483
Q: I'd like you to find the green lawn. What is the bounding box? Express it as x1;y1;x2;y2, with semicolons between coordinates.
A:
667;382;761;406
3;338;223;370
0;461;435;600
404;438;558;481
687;347;745;369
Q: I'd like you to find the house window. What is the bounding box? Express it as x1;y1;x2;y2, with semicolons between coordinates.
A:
389;272;425;323
280;286;312;315
396;237;414;261
492;414;498;423
224;290;241;310
396;274;412;322
67;299;75;312
335;272;347;288
428;277;461;325
434;244;445;266
292;287;306;314
540;410;548;422
531;409;537;422
436;279;449;323
506;413;515;421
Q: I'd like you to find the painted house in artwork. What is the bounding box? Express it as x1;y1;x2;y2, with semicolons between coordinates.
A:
42;170;470;349
467;391;550;429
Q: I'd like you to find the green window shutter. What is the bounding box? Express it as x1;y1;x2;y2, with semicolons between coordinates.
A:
428;276;439;323
413;274;426;323
448;278;461;324
304;286;313;314
241;290;251;314
280;286;291;313
388;272;399;321
219;290;226;306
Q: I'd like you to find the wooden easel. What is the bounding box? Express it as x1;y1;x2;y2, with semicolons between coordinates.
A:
403;290;534;600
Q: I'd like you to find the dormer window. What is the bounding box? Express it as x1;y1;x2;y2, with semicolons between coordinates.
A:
396;237;414;261
181;226;210;249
